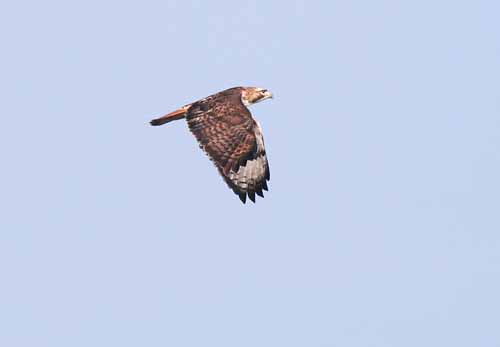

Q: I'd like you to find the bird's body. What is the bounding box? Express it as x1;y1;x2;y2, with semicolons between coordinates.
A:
150;86;273;203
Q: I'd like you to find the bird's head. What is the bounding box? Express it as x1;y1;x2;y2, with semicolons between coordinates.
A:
241;87;273;106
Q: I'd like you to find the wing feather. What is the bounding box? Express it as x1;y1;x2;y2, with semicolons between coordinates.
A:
185;91;270;203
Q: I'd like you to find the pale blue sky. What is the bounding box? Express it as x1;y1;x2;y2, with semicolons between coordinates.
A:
1;1;499;346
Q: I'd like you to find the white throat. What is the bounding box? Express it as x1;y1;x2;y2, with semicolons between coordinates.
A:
241;95;252;107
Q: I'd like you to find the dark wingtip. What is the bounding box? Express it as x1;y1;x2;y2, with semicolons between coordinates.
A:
262;180;268;191
150;119;162;126
256;189;264;198
238;192;247;204
248;191;256;203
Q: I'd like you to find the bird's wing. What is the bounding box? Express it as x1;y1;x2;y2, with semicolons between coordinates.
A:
186;95;270;203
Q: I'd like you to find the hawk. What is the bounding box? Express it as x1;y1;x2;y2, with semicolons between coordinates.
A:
150;86;274;203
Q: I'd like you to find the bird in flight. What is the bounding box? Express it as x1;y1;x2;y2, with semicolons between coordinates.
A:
150;86;273;203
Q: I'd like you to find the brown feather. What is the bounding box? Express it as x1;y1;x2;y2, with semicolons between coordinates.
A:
153;87;271;203
184;88;270;203
150;106;190;126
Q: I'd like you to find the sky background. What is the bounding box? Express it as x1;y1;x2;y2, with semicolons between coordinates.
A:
1;0;499;346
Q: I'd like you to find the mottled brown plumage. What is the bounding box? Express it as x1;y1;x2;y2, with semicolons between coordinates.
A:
150;86;273;203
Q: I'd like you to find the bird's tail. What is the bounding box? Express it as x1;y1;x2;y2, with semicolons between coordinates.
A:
150;105;190;126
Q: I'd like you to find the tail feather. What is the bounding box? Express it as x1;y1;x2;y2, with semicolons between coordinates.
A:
150;106;189;126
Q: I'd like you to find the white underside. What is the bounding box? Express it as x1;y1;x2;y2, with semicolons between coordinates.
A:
228;155;267;191
228;121;267;191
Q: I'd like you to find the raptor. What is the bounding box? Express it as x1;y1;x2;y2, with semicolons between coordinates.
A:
150;86;273;203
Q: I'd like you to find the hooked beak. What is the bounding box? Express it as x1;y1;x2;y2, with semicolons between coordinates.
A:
263;90;273;100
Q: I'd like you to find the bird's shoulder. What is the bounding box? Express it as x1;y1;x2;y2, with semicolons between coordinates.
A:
187;89;254;128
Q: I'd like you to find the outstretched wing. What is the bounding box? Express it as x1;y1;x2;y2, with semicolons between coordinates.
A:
186;93;270;203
